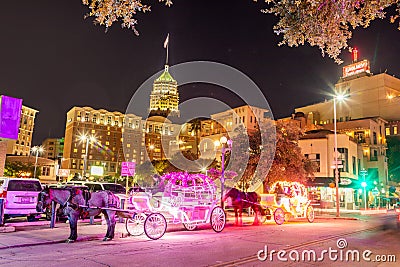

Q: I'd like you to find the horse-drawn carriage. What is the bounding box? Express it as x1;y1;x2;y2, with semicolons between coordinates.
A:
125;172;226;240
260;181;315;225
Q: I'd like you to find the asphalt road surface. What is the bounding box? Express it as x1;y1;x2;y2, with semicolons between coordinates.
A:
0;214;399;267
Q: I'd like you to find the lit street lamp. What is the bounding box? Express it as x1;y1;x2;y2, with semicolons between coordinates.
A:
333;93;347;217
219;136;232;209
31;146;44;178
79;134;96;179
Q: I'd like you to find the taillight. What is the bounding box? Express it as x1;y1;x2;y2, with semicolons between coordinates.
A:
0;190;6;198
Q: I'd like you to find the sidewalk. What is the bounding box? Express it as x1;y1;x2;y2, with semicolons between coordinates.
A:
0;215;244;249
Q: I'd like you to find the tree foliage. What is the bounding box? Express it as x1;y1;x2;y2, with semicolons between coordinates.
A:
264;120;316;187
259;0;400;63
82;0;171;34
82;0;400;63
227;120;316;190
4;161;38;178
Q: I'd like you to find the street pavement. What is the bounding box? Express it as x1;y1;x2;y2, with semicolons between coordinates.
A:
0;211;367;250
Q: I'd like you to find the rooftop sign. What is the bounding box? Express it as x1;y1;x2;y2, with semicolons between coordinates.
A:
342;59;370;78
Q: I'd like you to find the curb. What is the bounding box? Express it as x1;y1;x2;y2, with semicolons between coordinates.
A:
0;226;15;233
316;216;358;220
0;234;104;250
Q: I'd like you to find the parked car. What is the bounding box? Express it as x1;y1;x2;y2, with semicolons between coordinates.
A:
0;177;42;222
63;181;129;207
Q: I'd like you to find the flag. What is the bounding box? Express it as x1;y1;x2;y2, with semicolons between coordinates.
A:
163;33;169;48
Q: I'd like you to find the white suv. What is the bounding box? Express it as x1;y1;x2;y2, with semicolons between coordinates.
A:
0;177;43;222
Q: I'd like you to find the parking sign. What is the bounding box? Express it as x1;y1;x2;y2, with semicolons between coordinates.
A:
121;162;136;176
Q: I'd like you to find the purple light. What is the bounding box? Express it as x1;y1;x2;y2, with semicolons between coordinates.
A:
0;95;23;140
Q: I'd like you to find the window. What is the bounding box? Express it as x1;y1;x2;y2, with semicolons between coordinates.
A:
370;149;378;161
92;114;97;123
352;156;356;175
85;113;90;122
354;131;366;143
305;153;320;172
394;126;398;135
373;132;377;145
386;127;391;136
41;166;50;176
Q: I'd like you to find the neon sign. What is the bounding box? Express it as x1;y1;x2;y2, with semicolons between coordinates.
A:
342;59;370;78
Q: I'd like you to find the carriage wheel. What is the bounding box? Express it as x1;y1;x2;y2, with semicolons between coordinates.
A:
125;213;146;236
183;222;197;231
144;213;167;240
274;208;285;225
306;205;315;223
210;206;226;233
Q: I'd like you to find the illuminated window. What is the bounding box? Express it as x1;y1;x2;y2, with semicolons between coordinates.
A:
394;126;398;135
106;141;110;145
386;127;390;136
127;144;131;147
91;129;95;134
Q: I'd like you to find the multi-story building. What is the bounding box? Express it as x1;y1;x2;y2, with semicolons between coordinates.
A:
5;105;38;156
62;106;129;178
41;137;64;160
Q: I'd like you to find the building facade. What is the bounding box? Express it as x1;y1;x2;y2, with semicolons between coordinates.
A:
41;137;64;160
299;129;362;210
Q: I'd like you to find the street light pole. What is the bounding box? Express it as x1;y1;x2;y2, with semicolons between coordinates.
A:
333;97;340;217
31;146;44;178
83;138;90;179
219;136;232;210
80;135;96;179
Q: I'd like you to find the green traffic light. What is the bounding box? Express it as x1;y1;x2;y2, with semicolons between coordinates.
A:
361;181;367;188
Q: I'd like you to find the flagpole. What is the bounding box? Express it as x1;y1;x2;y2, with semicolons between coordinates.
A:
164;33;169;66
166;34;169;65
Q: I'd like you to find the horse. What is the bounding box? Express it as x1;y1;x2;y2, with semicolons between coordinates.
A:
36;186;130;243
222;187;264;226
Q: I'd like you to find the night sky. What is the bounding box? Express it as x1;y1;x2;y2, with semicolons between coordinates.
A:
1;0;400;145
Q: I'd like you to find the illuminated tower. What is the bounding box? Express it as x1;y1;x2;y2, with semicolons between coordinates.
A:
149;65;180;118
149;34;179;118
